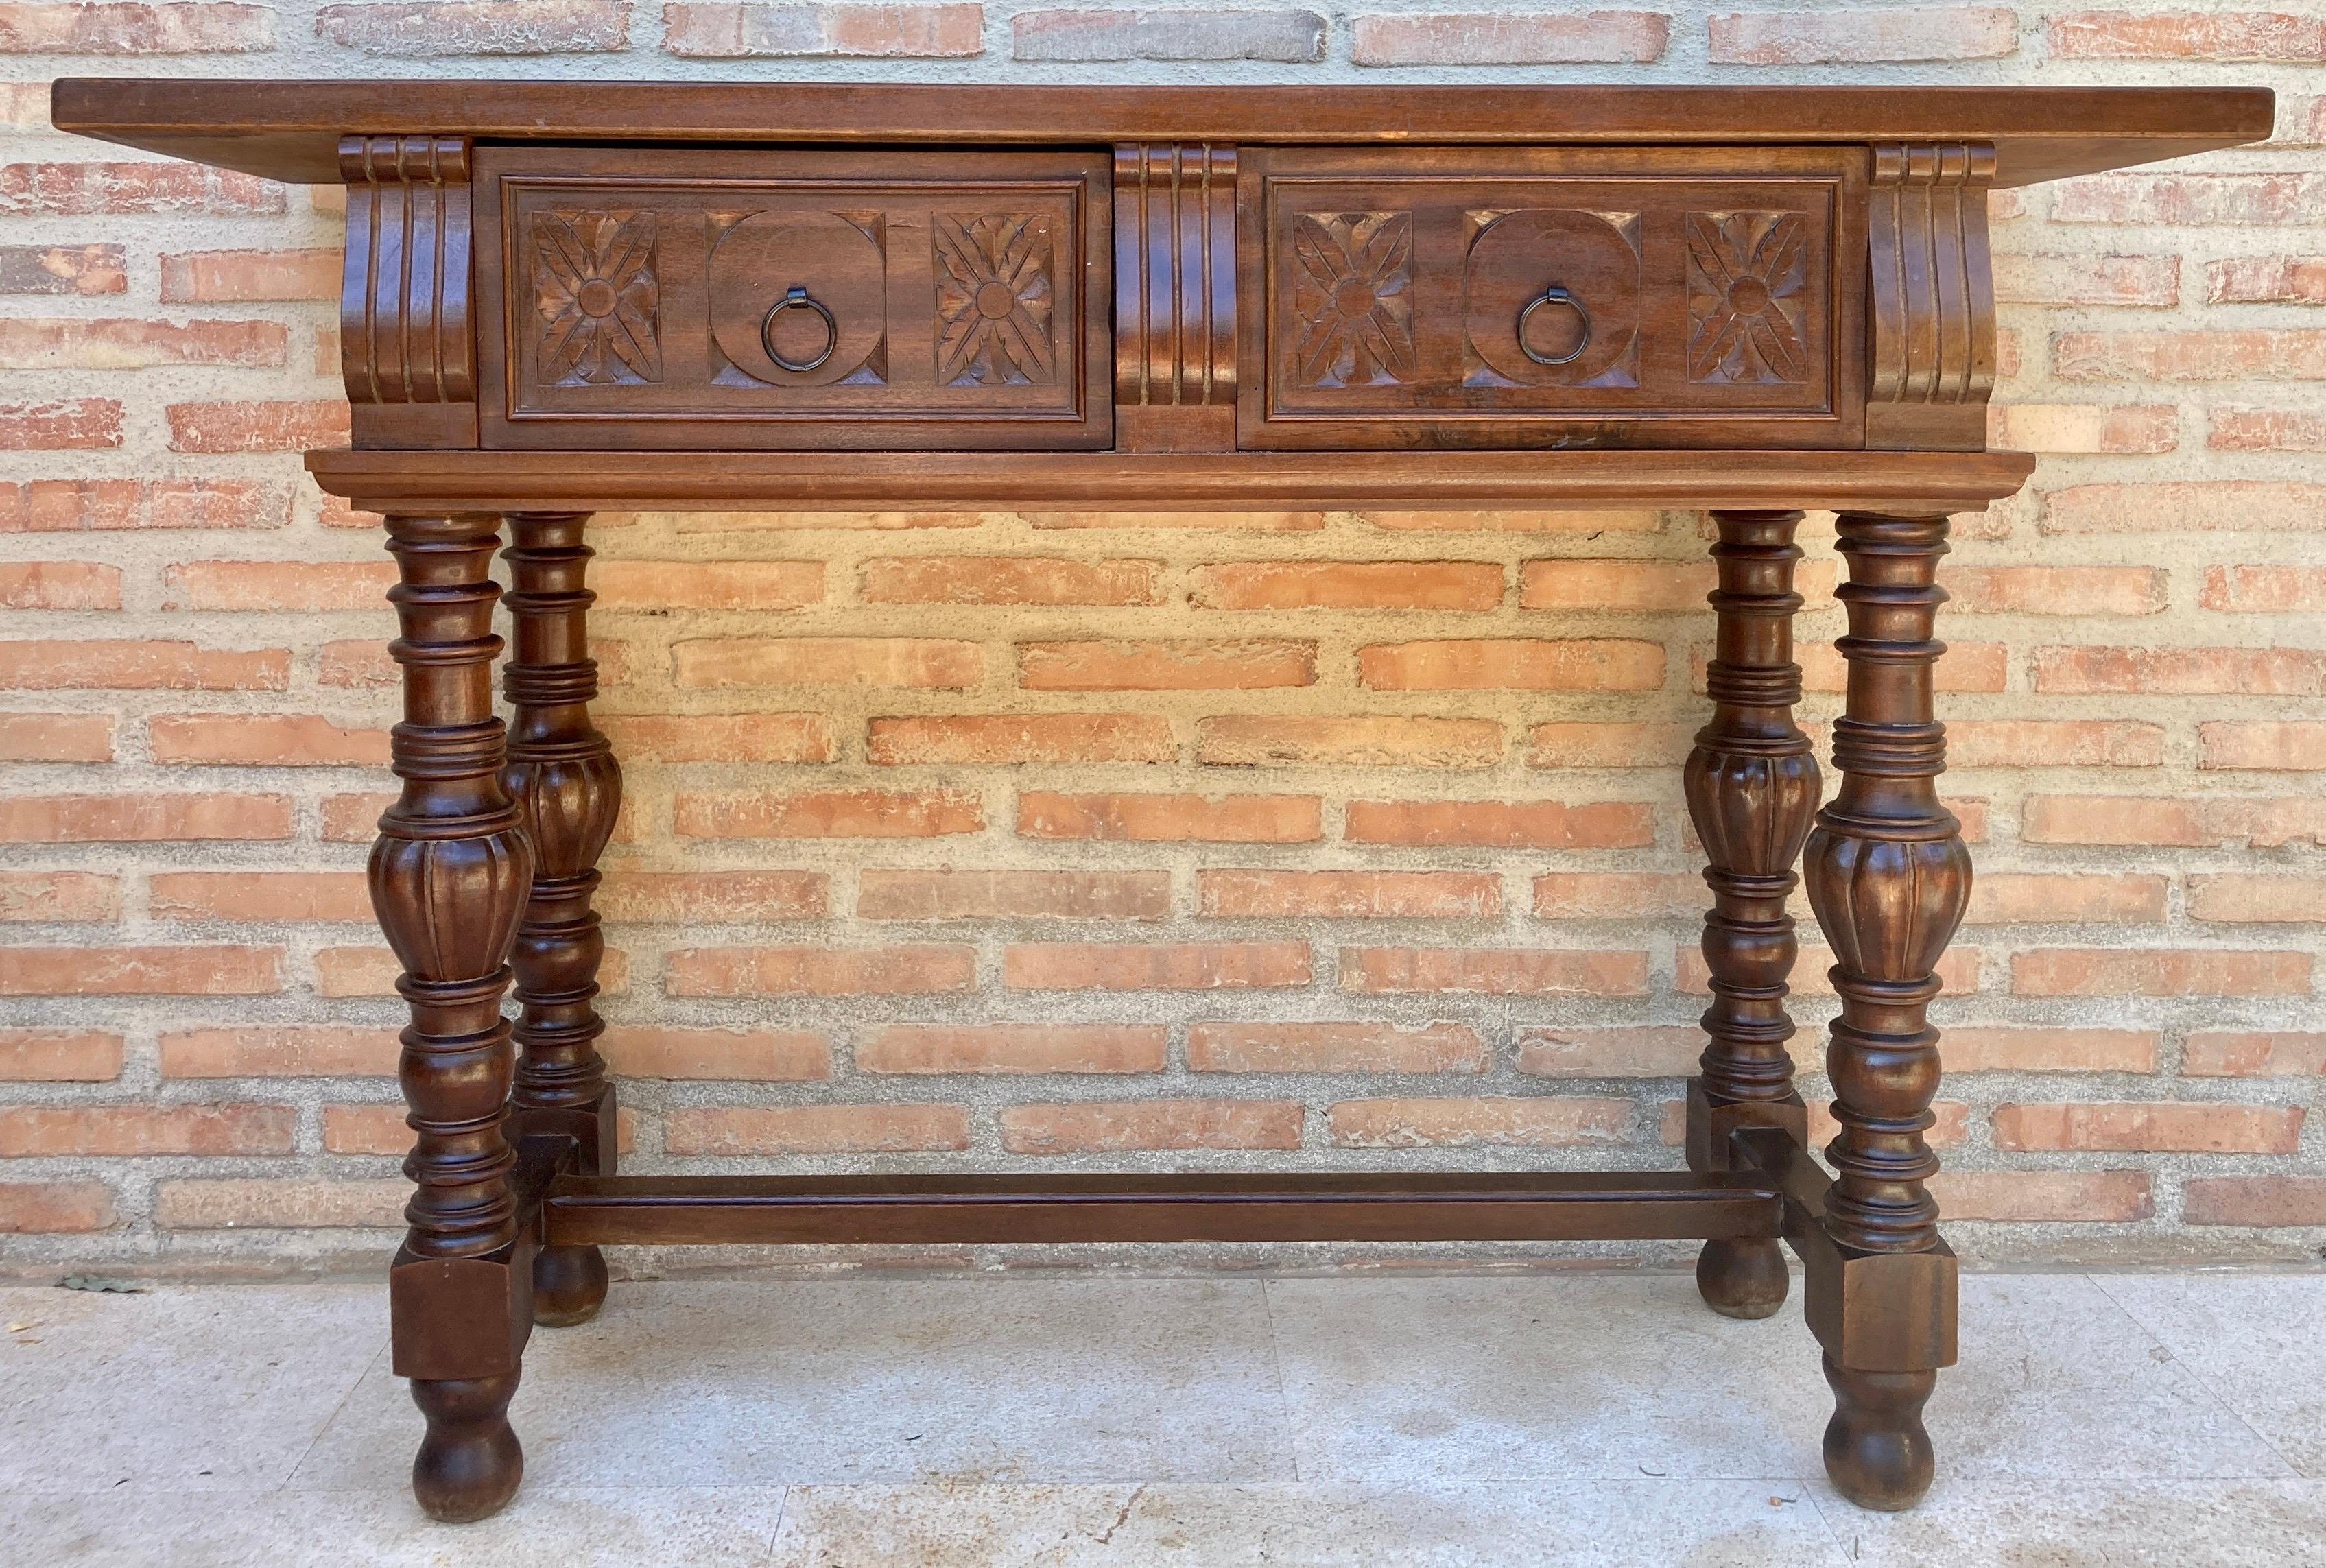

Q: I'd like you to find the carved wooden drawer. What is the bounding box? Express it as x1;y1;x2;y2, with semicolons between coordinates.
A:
475;147;1113;450
1239;147;1866;451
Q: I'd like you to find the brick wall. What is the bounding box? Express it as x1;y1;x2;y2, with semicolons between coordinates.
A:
2;3;2323;1276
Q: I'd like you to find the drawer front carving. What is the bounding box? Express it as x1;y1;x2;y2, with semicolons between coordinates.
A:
1242;147;1864;451
476;147;1111;450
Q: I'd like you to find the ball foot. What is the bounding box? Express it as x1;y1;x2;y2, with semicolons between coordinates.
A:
1822;1353;1936;1511
412;1370;523;1523
532;1242;609;1327
1694;1237;1790;1320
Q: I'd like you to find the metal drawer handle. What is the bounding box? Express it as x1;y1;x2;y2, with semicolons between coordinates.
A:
762;285;837;372
1518;286;1591;367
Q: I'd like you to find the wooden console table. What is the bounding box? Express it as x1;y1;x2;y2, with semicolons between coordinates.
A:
54;78;2272;1522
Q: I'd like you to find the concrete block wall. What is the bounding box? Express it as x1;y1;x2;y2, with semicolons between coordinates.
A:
1;2;2323;1275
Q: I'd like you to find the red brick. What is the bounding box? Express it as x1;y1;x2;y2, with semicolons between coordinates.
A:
1191;560;1502;610
0;792;289;842
0;562;113;612
1359;508;1658;534
154;1178;405;1230
667;944;975;997
2187;875;2326;924
591;870;823;923
2039;644;2326;698
1993;1102;2303;1154
1708;6;2016;62
599;712;831;763
1986;403;2177;454
2055;329;2326;381
594;559;824;610
1005;940;1312;990
1018;790;1320;844
0;1027;125;1081
666;1104;970;1154
165;399;348;453
1947;565;2163;618
1533;870;1698;920
1329;1095;1633;1148
1201;868;1499;920
2200;721;2326;770
667;1;984;58
158;247;339;302
1019;638;1314;691
315;0;628;52
0;869;118;922
859;869;1169;920
1001;1099;1303;1153
1028;509;1324;533
0;243;127;296
0;711;115;762
1940;1027;2158;1073
2013;947;2312;997
676;787;982;838
0;477;284;532
1350;10;1665;64
0;163;280;217
1340;945;1648;996
1991;252;2179;307
674;636;981;689
0;943;281;995
871;713;1176;764
0;1180;116;1233
159;1025;396;1077
0;316;284;369
1344;797;1653;849
2183;1032;2326;1078
148;870;370;922
2206;255;2326;305
1516;1025;1701;1078
2048;12;2326;61
1015;7;1320;61
1357;638;1664;691
1949;720;2161;768
2209;408;2326;453
0;397;120;449
0;1;274;49
862;555;1160;606
161;559;394;610
677;508;985;533
0;1102;293;1155
1929;1170;2152;1224
0;639;287;690
600;1025;831;1080
320;792;396;842
2184;1177;2326;1228
1196;715;1502;768
147;713;387;766
1527;721;1692;768
2026;795;2326;850
1188;1020;1486;1074
1518;558;1709;612
859;1025;1166;1075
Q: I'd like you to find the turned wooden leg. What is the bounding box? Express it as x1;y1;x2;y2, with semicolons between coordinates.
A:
1803;510;1969;1510
372;512;535;1523
501;512;621;1329
1685;510;1819;1320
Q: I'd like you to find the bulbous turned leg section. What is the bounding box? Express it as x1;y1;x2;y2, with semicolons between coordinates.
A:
1696;1237;1790;1320
532;1240;609;1327
1823;1354;1936;1510
412;1370;524;1523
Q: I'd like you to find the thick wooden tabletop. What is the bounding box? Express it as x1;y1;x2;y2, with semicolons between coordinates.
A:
50;80;2273;189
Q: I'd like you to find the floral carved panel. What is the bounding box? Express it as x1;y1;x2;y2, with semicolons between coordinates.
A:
534;209;662;388
934;213;1058;387
1289;211;1414;389
1686;210;1810;385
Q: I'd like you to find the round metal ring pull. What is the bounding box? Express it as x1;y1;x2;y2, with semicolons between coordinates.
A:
1517;286;1591;367
761;284;838;373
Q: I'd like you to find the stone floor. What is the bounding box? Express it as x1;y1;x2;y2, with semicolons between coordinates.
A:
3;1268;2322;1565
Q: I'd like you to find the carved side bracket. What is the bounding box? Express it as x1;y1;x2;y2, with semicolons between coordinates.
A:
342;134;478;449
1113;143;1236;451
1866;143;1995;453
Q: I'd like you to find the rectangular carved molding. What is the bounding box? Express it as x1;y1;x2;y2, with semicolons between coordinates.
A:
1866;143;1995;452
342;134;477;448
1113;143;1236;451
